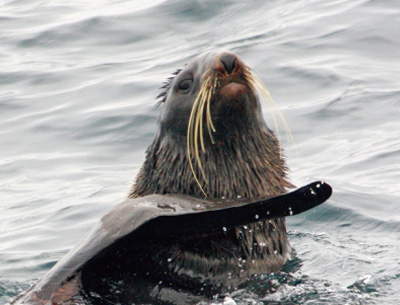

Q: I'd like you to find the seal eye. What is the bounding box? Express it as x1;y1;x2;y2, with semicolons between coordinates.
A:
178;78;193;91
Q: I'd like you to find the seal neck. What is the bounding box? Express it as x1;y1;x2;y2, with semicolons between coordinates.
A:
130;127;292;200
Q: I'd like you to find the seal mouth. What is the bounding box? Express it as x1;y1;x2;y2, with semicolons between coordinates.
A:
219;82;249;99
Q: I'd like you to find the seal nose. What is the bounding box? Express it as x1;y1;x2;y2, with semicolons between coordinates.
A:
220;53;237;74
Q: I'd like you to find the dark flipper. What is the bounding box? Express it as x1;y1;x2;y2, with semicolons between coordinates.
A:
141;181;332;236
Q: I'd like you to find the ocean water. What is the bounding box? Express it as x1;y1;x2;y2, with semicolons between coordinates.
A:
1;0;399;304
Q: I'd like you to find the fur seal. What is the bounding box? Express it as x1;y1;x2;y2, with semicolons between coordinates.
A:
12;51;332;305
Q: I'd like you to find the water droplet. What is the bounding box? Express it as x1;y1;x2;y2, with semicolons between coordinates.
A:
167;258;172;262
255;214;259;219
223;296;236;305
222;226;227;232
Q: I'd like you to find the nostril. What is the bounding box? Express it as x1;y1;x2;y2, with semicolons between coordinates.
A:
220;53;237;74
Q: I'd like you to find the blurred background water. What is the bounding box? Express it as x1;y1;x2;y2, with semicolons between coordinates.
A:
0;0;399;304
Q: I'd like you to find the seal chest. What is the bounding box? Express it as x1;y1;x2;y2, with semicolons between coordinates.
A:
130;51;294;293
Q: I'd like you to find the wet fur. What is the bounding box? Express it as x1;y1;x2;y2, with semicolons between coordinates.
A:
130;93;293;293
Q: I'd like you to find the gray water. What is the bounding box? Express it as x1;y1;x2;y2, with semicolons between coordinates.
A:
1;0;399;304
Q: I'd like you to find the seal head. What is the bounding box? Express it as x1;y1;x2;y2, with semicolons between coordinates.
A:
158;52;263;138
133;51;291;199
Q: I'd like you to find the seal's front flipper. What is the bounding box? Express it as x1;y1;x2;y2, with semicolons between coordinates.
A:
151;181;333;235
256;180;332;217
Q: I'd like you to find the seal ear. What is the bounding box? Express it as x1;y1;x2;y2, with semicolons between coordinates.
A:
157;69;182;104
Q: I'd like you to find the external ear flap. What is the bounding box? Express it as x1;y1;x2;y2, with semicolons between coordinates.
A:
157;69;182;103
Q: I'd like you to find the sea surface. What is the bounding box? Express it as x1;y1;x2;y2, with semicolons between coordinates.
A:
1;0;399;304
